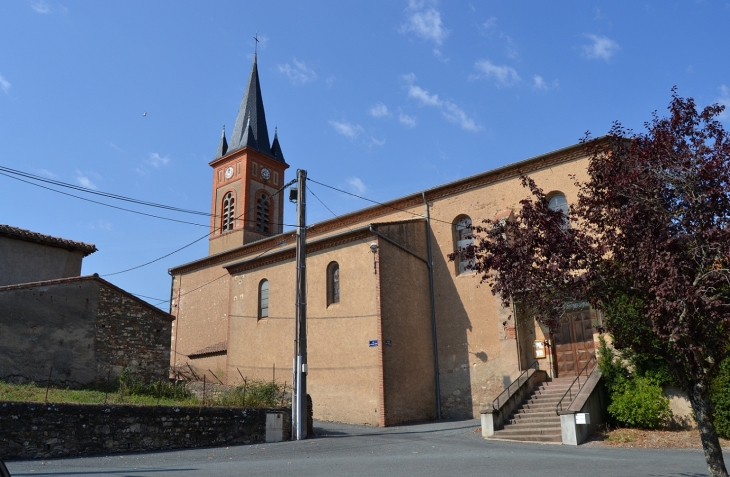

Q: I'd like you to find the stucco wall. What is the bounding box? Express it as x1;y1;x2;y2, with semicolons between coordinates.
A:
0;236;84;286
0;278;172;385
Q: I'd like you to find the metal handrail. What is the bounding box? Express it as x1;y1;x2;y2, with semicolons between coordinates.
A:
555;355;597;415
492;361;539;412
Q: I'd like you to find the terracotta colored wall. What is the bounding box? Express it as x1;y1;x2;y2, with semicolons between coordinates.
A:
170;268;231;374
376;221;438;424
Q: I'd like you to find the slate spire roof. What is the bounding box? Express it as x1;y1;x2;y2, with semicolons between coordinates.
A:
225;56;285;163
214;125;228;159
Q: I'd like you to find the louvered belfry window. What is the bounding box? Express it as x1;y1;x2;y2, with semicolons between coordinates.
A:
256;192;271;233
222;192;235;232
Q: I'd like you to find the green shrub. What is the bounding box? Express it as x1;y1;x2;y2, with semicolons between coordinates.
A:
711;357;730;439
607;375;672;429
597;335;673;429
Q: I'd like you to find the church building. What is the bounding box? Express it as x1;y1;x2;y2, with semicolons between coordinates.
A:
169;56;598;426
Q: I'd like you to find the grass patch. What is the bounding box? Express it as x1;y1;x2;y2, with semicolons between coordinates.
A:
0;369;290;409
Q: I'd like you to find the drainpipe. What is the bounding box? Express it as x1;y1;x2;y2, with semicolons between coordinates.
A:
422;192;442;420
367;220;441;420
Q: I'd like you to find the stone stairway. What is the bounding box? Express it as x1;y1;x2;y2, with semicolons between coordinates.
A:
491;377;579;443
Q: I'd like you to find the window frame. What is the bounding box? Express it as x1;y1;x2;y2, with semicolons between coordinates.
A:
327;261;340;306
258;279;269;319
221;191;236;233
454;215;474;275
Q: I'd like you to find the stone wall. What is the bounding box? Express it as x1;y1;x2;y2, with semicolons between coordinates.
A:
0;402;290;460
95;283;173;382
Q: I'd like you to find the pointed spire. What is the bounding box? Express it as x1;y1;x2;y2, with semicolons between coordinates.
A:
271;127;285;163
215;125;228;159
228;56;272;157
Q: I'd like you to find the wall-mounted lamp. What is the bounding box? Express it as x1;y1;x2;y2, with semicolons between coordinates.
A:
370;242;378;273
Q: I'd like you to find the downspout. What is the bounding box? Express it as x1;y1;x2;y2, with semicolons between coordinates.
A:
367;221;441;420
422;192;442;420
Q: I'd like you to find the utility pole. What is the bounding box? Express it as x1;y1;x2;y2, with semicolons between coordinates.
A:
292;169;308;440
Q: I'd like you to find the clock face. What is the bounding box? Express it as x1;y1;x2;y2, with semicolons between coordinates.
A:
224;166;234;179
261;168;271;180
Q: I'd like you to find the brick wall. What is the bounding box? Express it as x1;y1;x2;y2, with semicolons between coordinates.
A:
0;402;290;459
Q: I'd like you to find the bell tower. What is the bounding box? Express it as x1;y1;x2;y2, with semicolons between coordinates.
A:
208;55;289;256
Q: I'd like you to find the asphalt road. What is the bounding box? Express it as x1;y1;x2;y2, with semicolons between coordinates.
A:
4;419;725;477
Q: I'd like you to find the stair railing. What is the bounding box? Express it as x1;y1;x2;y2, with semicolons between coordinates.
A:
555;355;597;415
492;361;539;412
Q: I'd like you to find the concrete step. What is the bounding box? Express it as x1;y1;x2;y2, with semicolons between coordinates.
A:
502;421;562;430
512;409;560;418
508;416;561;425
491;434;563;443
494;428;562;438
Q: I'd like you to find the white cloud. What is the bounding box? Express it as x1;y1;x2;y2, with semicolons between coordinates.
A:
76;171;97;190
408;84;441;106
718;85;730;121
36;168;56;178
369;137;386;147
31;1;51;13
533;75;559;91
347;177;367;195
471;60;520;87
0;74;10;94
107;142;123;153
147;152;170;168
403;76;479;132
400;0;449;46
582;34;620;61
329;120;364;139
369;102;390;118
483;17;497;31
399;112;416;127
278;59;317;85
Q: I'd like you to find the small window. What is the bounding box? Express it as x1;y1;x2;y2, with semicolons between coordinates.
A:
273;171;279;186
252;163;258;177
258;279;269;319
455;216;474;274
327;262;340;306
256;192;271;233
548;192;569;228
221;192;235;233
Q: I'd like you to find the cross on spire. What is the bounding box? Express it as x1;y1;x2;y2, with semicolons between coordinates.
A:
254;31;259;60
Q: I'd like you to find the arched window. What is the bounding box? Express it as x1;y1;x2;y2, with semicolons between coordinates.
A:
548;192;569;228
256;192;271;233
258;279;269;319
327;262;340;306
221;192;235;233
455;216;474;274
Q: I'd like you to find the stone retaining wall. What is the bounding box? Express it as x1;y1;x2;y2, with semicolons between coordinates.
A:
0;402;290;460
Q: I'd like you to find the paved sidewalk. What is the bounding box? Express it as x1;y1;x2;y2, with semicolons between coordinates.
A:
5;419;725;477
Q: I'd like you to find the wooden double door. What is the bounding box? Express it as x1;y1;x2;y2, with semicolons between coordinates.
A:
553;308;596;377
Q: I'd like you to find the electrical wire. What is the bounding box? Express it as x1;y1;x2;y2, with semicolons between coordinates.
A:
0;165;211;216
101;178;297;276
153;237;289;306
307;177;460;227
0;171;210;227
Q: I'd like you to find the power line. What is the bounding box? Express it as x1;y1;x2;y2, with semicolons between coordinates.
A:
0;165;211;216
154;237;289;306
307;177;460;227
102;178;297;276
0;171;210;227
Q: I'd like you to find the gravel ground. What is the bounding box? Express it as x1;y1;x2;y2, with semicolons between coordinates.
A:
585;427;730;449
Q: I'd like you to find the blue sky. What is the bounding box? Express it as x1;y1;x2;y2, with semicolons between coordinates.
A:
1;1;729;309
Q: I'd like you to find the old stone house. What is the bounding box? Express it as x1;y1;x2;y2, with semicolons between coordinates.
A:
169;57;600;426
0;225;173;385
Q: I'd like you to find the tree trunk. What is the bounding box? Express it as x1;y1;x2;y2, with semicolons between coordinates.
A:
688;380;728;477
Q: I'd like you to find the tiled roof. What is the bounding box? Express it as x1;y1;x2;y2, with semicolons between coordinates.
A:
188;341;227;358
0;224;97;256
